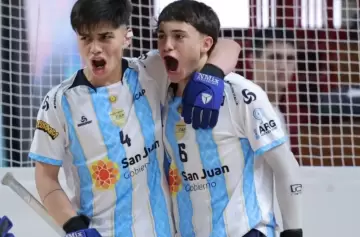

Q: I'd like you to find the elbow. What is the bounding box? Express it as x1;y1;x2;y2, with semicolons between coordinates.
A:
263;144;301;180
218;38;241;61
229;39;241;55
221;39;241;56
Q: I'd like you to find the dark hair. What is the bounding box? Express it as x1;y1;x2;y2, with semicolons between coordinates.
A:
70;0;132;34
157;0;220;54
252;28;295;57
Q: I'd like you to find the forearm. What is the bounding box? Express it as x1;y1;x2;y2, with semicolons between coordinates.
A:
261;144;303;230
207;39;241;75
36;177;76;227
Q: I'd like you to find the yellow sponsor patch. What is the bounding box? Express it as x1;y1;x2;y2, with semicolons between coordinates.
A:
36;120;59;140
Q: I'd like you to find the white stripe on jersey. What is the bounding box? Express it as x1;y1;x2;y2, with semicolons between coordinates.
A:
163;73;285;237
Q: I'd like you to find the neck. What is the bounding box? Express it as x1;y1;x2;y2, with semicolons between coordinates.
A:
175;55;208;97
256;84;279;105
84;63;123;87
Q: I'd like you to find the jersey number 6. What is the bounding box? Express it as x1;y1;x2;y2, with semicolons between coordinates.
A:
178;143;188;163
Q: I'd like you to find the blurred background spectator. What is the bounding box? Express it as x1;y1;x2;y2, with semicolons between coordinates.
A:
245;29;297;134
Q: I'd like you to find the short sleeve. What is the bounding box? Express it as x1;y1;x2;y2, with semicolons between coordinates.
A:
29;87;66;166
236;85;288;156
128;50;170;105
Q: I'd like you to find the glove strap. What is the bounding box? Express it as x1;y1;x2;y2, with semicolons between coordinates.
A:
199;64;225;79
280;229;303;237
63;215;90;233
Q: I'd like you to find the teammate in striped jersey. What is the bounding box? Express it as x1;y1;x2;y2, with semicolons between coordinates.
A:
28;0;240;236
158;1;303;237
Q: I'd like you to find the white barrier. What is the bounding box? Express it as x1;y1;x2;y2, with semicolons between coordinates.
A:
1;167;359;237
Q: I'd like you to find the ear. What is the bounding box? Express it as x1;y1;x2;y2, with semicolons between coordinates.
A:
200;36;214;54
123;28;133;49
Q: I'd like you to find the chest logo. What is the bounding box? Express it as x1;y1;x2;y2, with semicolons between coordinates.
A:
110;109;126;127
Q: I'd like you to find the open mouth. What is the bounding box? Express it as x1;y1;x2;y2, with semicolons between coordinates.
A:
92;59;106;69
163;56;178;72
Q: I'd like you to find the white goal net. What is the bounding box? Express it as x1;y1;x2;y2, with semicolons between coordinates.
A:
0;0;359;167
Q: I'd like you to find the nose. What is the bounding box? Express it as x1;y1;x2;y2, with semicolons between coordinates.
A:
276;60;287;71
162;37;174;52
90;41;102;55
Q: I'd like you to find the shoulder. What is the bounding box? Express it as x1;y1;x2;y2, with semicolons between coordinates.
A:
224;72;268;106
125;50;163;71
42;71;79;110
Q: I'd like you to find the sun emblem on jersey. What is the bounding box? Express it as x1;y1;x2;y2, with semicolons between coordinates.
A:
90;157;120;190
168;163;182;196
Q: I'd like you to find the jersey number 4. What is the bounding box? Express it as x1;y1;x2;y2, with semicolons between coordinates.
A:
178;143;188;162
120;131;131;147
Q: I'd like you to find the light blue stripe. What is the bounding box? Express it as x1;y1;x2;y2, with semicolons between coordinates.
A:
62;96;94;217
89;87;133;237
165;98;195;237
125;69;172;237
240;138;262;229
254;136;288;157
266;213;276;237
28;152;63;166
195;127;229;237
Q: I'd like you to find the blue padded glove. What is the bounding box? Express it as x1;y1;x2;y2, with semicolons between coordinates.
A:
0;216;14;237
65;228;102;237
182;64;225;129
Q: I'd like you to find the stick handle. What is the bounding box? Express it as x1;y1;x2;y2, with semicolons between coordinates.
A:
1;172;65;236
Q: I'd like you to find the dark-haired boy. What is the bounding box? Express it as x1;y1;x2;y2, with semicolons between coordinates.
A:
159;1;303;237
28;0;240;236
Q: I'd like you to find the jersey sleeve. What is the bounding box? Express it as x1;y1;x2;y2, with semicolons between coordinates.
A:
235;84;288;156
29;87;66;166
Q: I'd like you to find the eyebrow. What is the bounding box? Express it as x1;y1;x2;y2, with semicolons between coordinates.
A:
157;29;187;34
79;32;113;37
98;32;112;36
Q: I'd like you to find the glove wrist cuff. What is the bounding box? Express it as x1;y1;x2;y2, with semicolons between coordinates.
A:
63;215;90;233
200;64;225;79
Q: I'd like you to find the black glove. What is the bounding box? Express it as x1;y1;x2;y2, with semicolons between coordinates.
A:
280;229;303;237
63;215;90;233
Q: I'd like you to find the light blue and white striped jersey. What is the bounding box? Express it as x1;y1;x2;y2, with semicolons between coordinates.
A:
163;73;287;237
29;51;175;237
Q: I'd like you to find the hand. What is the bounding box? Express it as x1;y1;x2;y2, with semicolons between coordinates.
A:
0;216;14;237
65;228;102;237
63;215;101;237
181;64;225;129
280;229;303;237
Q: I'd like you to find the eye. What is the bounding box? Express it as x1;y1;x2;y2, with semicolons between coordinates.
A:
157;34;165;40
287;55;295;61
175;34;185;40
80;36;89;41
103;34;113;39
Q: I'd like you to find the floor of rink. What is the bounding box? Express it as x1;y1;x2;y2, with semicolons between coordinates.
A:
1;167;360;237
